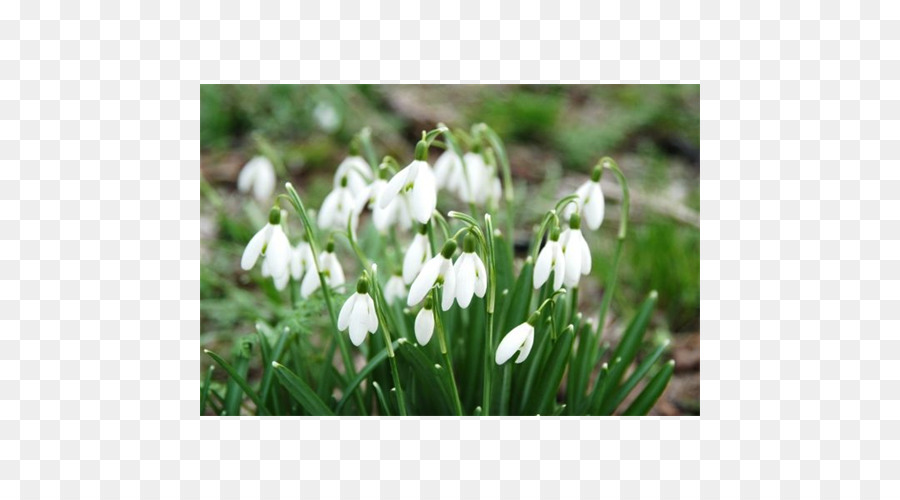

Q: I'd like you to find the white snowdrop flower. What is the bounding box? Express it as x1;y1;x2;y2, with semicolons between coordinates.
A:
318;175;367;233
314;101;341;133
560;213;591;288
237;156;276;202
383;274;407;305
562;166;605;230
453;233;487;309
241;208;291;285
369;174;413;232
402;226;432;284
290;241;314;281
433;149;462;190
338;277;379;346
407;240;457;310
533;226;566;291
334;155;373;198
379;140;437;224
301;242;346;298
495;312;540;365
414;297;436;346
457;152;491;204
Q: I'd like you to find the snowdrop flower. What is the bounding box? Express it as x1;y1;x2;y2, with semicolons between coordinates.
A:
318;175;366;233
261;257;290;291
402;225;432;284
237;156;276;202
408;240;457;310
452;233;487;308
241;208;291;287
290;241;314;281
533;226;566;291
334;154;373;198
314;101;341;133
338;277;379;346
433;149;462;190
379;140;437;224
562;166;605;230
495;312;540;365
369;168;413;232
414;297;435;345
458;152;494;205
301;242;346;298
383;274;407;305
560;213;591;288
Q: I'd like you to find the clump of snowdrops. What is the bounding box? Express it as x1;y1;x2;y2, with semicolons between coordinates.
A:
202;124;673;416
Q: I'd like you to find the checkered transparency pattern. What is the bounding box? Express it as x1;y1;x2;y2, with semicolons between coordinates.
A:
0;0;897;498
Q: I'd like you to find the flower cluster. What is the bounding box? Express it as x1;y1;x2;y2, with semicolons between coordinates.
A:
236;127;607;370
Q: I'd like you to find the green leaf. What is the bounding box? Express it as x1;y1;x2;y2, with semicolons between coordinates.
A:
335;341;399;414
623;360;674;416
395;339;455;415
499;257;534;334
271;362;335;416
525;325;574;415
592;291;658;414
371;381;392;416
204;349;270;416
200;365;214;415
606;340;670;415
258;325;294;415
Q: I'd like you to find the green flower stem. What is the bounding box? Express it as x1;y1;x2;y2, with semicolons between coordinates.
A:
369;269;408;416
475;123;515;258
284;183;364;412
481;214;498;415
431;288;463;416
572;158;630;406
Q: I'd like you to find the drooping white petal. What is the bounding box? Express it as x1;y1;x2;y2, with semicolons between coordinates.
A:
335;156;373;197
261;258;271;277
582;182;605;230
552;244;566;291
364;295;379;333
272;270;290;291
434;150;461;189
383;275;407;305
338;293;357;331
440;259;456;311
533;244;553;289
515;327;535;363
318;189;340;229
348;295;369;346
562;229;583;287
237;157;258;193
264;226;292;280
407;255;442;306
473;254;487;298
324;253;345;289
241;224;272;271
415;307;435;345
409;161;436;224
454;254;476;308
495;323;534;365
253;158;276;201
300;263;321;298
379;164;413;209
403;234;431;284
576;230;591;275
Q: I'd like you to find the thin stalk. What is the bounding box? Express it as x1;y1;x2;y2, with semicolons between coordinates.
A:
284;183;363;413
432;288;464;416
481;214;498;415
370;269;408;416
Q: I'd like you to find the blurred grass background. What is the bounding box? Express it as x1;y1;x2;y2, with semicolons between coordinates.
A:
201;84;700;415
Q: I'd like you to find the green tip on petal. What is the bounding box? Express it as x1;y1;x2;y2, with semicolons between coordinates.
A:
269;207;281;225
356;277;369;294
423;296;433;310
326;240;336;253
418;223;428;235
340;176;349;187
440;239;458;259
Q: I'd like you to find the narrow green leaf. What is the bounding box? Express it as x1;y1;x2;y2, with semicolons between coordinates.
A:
593;291;658;413
525;326;574;415
607;340;670;414
371;381;392;416
335;341;399;414
271;362;335;416
200;365;214;415
204;349;270;416
623;360;675;416
259;326;294;415
395;340;455;415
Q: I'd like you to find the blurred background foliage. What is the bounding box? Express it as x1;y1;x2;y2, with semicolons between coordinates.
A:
201;84;699;415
